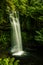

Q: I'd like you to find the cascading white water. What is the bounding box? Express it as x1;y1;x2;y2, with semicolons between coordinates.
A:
10;11;24;56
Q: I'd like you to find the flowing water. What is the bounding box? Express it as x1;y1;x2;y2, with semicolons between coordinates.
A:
10;11;24;56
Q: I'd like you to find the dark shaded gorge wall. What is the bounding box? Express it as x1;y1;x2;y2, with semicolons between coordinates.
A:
19;14;43;52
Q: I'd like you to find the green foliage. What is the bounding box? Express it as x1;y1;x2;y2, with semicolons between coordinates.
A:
0;0;43;24
0;0;6;24
0;57;19;65
0;31;11;50
15;0;43;21
35;28;43;41
0;0;15;24
0;34;7;44
14;60;20;65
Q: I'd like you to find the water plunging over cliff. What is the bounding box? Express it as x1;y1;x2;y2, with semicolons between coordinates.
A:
10;11;25;56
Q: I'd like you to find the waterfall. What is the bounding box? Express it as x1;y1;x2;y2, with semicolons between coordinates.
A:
10;11;24;56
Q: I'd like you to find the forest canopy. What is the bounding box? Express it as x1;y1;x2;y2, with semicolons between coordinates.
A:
0;0;43;24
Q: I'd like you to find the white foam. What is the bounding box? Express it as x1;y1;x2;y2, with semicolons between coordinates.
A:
12;51;25;56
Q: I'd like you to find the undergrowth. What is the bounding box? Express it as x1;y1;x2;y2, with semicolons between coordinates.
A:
0;57;20;65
